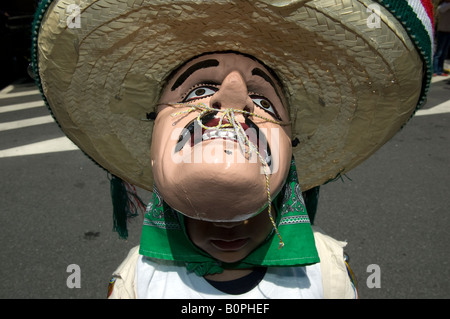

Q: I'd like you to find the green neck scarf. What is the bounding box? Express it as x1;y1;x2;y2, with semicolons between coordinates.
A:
139;158;319;276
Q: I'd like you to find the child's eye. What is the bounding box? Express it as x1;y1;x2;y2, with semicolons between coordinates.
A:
251;96;279;120
183;86;218;102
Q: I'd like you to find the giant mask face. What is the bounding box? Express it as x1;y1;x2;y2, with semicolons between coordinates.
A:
151;52;292;222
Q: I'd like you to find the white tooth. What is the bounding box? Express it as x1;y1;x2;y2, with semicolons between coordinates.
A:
203;130;219;140
218;131;227;138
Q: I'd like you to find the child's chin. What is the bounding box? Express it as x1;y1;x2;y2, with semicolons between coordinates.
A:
212;251;249;265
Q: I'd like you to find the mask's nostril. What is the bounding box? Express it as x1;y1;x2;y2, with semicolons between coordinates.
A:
212;102;221;109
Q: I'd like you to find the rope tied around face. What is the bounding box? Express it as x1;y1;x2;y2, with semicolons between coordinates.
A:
168;102;291;249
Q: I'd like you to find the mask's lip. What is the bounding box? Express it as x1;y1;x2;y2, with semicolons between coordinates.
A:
174;112;273;169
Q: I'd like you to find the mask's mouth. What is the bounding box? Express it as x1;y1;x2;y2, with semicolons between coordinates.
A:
174;111;272;169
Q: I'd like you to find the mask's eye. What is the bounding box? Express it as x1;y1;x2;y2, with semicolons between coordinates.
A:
251;96;280;120
183;86;218;102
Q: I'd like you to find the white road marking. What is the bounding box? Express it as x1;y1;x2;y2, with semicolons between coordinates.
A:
0;115;55;132
0;137;79;158
416;100;450;116
0;88;40;99
0;100;45;113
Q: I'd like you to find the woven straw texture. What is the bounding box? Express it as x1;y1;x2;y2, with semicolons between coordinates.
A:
37;0;423;191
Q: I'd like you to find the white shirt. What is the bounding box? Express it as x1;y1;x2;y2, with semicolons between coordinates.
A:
135;256;323;299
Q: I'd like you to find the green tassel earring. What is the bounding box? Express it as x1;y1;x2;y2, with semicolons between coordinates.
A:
109;174;145;239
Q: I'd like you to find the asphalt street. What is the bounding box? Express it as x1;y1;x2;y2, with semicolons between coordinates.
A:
0;70;449;299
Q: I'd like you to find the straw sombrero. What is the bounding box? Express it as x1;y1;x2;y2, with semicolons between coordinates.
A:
31;0;434;192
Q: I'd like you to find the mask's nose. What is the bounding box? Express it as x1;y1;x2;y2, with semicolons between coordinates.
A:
210;71;254;113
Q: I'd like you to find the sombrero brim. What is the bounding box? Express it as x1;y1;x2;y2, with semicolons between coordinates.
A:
32;0;433;191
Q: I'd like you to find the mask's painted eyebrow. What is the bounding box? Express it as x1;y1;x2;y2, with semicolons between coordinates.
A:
251;67;283;103
171;59;220;91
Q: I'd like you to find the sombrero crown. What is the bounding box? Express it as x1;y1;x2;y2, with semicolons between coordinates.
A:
32;0;434;191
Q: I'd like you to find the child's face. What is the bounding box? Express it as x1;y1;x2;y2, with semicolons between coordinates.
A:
184;207;275;264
